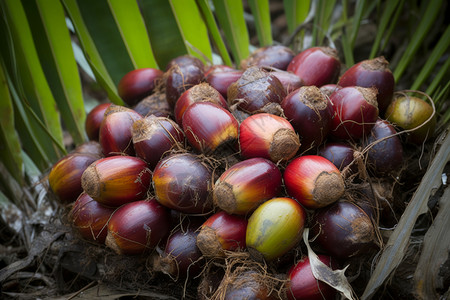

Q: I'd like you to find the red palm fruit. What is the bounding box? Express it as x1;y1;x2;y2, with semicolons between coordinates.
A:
99;104;143;156
165;54;204;71
213;158;282;215
287;47;341;87
182;102;239;154
204;65;243;99
132;115;184;169
152;153;213;214
174;83;228;126
49;151;102;204
153;219;204;279
310;200;378;259
281;86;332;152
227;67;286;114
363;119;403;176
267;69;304;94
165;58;205;108
385;94;436;144
329;86;379;140
320;84;341;98
241;45;295;70
85;103;111;141
105;199;171;255
118;68;163;106
284;155;345;209
246;197;306;261
338;56;394;113
81;156;151;207
132;92;171;118
239;113;300;163
317;142;356;172
69;192;114;243
286;255;338;300
196;211;248;258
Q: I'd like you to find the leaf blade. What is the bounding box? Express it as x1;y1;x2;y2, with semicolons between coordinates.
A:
211;0;250;66
62;0;124;104
33;0;87;145
247;0;272;46
107;0;159;69
169;0;213;63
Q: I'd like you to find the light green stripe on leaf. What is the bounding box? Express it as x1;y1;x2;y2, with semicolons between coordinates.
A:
425;57;450;98
247;0;272;46
411;25;450;91
369;0;402;59
212;0;250;67
393;0;444;81
107;0;159;70
34;0;86;145
62;0;123;105
283;0;310;34
2;0;64;160
0;60;23;183
169;0;213;64
196;0;232;66
139;0;187;69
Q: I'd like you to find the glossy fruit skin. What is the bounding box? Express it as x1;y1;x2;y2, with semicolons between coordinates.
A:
165;58;205;108
118;68;163;106
227;67;286;114
241;45;295;70
317;142;356;172
204;65;243;99
182;102;239;154
213;157;282;215
385;95;436;144
85;103;111;141
165;54;204;71
284;155;345;209
196;211;248;257
99;104;143;156
152;153;213;214
329;86;379;140
320;84;341;98
49;152;102;203
174;83;228;126
310;201;377;259
105;199;171;255
281;86;332;151
132;92;171;118
132;115;184;169
155;223;204;279
364;119;403;176
239;113;300;163
338;56;394;113
267;69;304;94
246;197;306;261
286;255;338;300
81;155;152;207
69;192;114;243
287;47;341;87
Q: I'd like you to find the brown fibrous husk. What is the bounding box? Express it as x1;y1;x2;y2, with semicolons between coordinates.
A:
213;181;237;214
313;171;345;207
196;226;225;258
269;128;300;162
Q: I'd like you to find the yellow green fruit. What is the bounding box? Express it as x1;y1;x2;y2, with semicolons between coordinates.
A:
246;197;306;261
